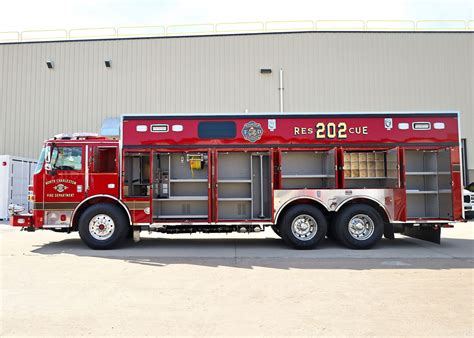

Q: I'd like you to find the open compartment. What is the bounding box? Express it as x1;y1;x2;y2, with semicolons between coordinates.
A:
217;151;271;220
281;150;336;189
152;152;209;220
343;149;399;189
405;149;453;218
123;152;151;197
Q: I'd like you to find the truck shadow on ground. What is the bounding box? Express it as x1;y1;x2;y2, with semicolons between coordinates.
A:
31;236;474;270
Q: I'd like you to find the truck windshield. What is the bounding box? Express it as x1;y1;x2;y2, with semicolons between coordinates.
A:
34;146;48;174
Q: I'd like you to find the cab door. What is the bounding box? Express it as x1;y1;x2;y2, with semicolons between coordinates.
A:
43;144;86;212
87;145;119;197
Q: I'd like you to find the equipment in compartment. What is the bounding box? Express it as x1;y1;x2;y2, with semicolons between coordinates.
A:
343;150;398;189
123;153;150;197
153;152;209;219
186;153;208;177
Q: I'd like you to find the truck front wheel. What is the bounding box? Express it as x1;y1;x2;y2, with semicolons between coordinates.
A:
334;204;383;249
280;205;327;249
78;203;129;250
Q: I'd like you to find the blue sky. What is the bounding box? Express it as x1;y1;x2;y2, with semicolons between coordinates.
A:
0;0;472;31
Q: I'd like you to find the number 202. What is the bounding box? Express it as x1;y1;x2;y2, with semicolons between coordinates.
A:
315;122;347;139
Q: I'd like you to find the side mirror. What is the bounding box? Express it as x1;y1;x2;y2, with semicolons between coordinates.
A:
45;163;57;176
45;144;57;175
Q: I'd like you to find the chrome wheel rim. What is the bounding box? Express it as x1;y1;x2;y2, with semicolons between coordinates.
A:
348;214;375;241
89;214;115;240
291;214;318;241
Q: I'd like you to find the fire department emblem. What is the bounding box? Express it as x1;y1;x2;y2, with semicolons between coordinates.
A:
242;121;263;143
53;184;68;193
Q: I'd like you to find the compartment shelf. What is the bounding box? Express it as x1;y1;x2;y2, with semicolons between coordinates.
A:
282;174;333;178
169;178;208;183
406;172;437;175
218;197;252;201
154;196;208;201
281;150;336;189
155;215;208;219
217;151;271;220
405;149;453;218
345;177;388;180
406;190;438;194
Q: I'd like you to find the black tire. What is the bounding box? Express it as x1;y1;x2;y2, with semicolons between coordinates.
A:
280;205;327;250
271;223;282;237
78;203;129;250
334;204;383;249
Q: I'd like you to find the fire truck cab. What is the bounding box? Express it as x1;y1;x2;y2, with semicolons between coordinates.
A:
11;112;464;250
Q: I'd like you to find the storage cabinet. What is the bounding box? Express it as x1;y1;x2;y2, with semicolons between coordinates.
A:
217;152;271;220
343;149;398;189
405;149;452;218
153;152;209;219
281;150;336;189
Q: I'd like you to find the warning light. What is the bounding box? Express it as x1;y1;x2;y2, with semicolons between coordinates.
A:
60;214;67;222
1;161;7;166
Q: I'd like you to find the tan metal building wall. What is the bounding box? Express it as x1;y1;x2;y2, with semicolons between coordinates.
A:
0;32;472;179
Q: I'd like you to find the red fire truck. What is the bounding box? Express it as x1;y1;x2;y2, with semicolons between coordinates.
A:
10;112;464;250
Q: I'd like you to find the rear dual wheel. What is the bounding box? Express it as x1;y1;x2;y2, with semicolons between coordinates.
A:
279;205;327;249
333;204;383;249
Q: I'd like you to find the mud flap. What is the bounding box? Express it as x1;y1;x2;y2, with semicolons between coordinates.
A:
401;226;441;244
383;223;395;240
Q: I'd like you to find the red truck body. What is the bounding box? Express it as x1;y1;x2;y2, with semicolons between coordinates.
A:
11;112;464;249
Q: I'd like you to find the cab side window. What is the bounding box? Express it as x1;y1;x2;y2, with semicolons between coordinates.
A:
92;147;116;173
51;147;82;171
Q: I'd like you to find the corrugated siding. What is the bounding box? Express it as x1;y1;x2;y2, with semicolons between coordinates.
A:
0;32;472;174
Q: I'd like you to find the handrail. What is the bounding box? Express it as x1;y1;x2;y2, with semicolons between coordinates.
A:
416;20;467;30
316;20;365;30
69;27;116;39
117;25;165;37
265;20;314;31
166;23;214;35
0;19;472;43
215;22;265;33
20;29;68;41
0;31;20;42
366;20;416;31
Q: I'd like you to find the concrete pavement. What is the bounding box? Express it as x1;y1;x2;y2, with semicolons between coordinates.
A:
1;222;473;336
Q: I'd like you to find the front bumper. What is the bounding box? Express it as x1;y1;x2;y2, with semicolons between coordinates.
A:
10;214;34;227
